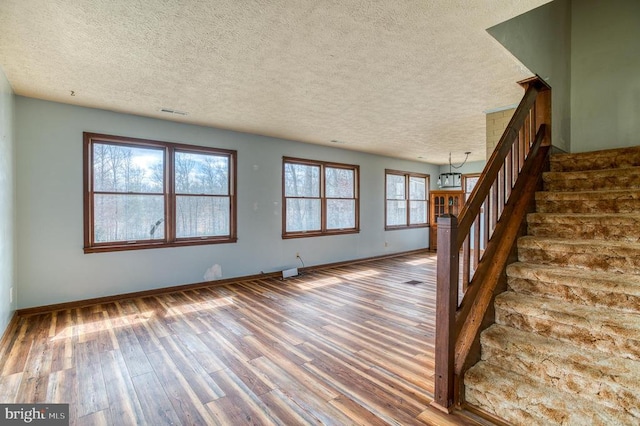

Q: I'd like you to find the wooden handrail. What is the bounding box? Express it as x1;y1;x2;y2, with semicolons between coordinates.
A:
431;76;551;413
455;128;548;374
456;84;539;245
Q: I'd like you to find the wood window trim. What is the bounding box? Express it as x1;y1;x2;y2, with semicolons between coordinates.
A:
282;156;360;239
462;173;481;202
83;132;237;253
384;169;430;231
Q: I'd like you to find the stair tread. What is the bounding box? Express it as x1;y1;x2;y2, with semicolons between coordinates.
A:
495;292;640;341
550;146;640;172
465;361;635;425
544;166;640;180
482;324;640;392
507;262;640;297
536;188;640;199
519;235;640;250
528;212;640;220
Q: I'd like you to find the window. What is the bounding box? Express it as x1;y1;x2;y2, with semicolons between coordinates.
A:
283;157;359;238
385;170;429;229
463;173;481;202
84;133;236;253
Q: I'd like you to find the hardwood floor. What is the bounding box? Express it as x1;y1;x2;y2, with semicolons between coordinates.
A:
0;252;478;425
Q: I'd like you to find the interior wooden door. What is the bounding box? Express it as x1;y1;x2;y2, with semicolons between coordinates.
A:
429;190;464;250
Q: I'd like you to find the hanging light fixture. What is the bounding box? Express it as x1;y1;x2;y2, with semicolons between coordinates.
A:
438;152;471;188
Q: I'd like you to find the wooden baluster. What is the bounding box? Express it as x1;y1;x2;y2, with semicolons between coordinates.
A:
519;127;526;172
462;234;470;292
473;214;481;271
513;132;520;177
525;113;531;156
498;162;505;217
483;197;489;249
506;149;513;196
432;215;459;413
491;180;498;234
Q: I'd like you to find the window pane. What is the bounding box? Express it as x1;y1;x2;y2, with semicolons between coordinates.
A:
326;168;354;198
386;200;407;226
176;196;230;237
286;198;321;232
284;163;320;197
175;152;229;195
409;176;426;200
93;143;163;193
386;174;405;200
465;176;480;195
410;200;427;224
93;194;165;242
327;199;355;229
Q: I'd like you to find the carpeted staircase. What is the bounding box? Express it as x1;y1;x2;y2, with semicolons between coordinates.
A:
464;146;640;425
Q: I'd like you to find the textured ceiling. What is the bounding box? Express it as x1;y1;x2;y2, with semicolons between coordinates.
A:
0;0;550;164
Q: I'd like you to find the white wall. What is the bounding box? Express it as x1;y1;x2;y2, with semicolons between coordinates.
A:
487;0;572;152
0;67;16;333
16;97;440;309
571;0;640;152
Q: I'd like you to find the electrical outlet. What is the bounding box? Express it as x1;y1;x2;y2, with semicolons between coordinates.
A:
296;252;300;258
384;241;389;247
9;287;13;304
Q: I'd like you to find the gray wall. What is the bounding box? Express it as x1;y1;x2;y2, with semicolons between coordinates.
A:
487;0;572;152
16;97;440;309
438;160;485;178
571;0;640;152
0;67;16;334
488;0;639;154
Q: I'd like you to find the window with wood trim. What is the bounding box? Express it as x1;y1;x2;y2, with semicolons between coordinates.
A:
283;157;359;238
84;132;237;253
385;170;429;229
462;173;481;203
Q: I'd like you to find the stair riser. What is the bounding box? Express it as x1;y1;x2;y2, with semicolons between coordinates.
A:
528;221;640;243
507;277;640;312
518;246;640;274
536;198;640;214
481;346;640;417
544;172;640;192
494;308;640;361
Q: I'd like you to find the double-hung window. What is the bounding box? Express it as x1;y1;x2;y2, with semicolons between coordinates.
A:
385;170;429;229
84;132;236;253
283;157;359;238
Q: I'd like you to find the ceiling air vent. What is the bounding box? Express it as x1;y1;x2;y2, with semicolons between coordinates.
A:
160;108;188;116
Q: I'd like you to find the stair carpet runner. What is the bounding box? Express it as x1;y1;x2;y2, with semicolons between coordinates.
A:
464;146;640;425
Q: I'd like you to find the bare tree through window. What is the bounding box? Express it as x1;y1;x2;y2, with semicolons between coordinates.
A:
283;158;359;238
385;170;429;229
84;133;236;253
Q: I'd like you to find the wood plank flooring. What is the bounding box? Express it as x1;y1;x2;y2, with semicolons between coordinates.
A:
0;252;478;425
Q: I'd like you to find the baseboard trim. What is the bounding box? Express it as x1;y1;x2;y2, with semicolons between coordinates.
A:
17;249;430;316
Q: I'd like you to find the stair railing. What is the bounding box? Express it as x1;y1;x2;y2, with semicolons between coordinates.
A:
432;76;551;412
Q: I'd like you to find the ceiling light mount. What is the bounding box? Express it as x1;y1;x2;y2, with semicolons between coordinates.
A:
438;151;471;188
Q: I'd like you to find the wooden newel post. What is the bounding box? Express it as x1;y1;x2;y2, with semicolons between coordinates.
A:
431;215;459;413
